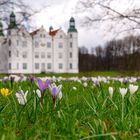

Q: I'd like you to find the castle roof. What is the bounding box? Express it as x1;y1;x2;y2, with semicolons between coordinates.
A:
30;28;60;37
30;29;40;36
49;29;60;37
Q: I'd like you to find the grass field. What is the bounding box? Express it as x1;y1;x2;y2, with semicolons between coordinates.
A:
0;76;140;139
1;71;140;78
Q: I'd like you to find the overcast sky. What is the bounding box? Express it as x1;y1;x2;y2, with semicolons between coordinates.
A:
22;0;107;49
22;0;140;49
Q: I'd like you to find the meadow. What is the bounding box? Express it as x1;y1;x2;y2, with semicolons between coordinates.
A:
0;75;140;140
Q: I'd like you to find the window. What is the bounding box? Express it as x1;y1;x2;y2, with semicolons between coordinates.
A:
23;63;27;70
47;42;51;48
9;63;11;69
41;52;45;58
59;42;63;48
17;63;19;69
35;41;39;48
47;53;51;58
70;52;72;58
58;53;63;59
35;63;39;69
70;63;72;69
40;34;42;38
9;39;11;46
22;41;27;47
17;51;19;57
70;42;72;48
59;63;63;69
22;32;25;37
8;31;11;35
41;63;45;72
35;52;39;58
22;52;27;58
70;34;72;38
17;40;19;46
47;63;51;69
60;35;63;38
43;34;46;38
9;51;11;57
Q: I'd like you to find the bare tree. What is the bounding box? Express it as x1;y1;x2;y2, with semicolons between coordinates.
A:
77;0;140;36
0;0;47;31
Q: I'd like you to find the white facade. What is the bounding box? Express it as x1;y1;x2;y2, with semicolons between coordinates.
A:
0;12;79;74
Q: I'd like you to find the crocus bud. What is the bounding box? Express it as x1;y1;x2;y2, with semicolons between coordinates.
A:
108;87;113;98
83;82;88;87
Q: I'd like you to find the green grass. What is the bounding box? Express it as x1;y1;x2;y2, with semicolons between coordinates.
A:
1;71;140;78
0;79;140;139
31;71;139;77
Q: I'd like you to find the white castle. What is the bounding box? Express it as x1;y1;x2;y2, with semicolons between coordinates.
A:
0;12;78;74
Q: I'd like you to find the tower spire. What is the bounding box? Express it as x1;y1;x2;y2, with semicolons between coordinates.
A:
8;11;17;29
68;17;77;32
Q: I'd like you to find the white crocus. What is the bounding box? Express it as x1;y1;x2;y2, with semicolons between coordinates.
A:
108;87;113;98
119;88;127;98
16;89;28;105
129;84;138;94
33;89;41;98
58;91;62;100
72;87;77;90
83;82;88;87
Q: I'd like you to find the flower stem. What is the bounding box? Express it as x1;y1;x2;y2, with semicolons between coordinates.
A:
122;97;124;122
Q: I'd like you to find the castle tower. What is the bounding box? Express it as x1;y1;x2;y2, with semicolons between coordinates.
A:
8;11;17;29
7;12;33;74
67;17;78;73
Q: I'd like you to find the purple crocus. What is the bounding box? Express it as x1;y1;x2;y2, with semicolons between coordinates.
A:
9;76;15;82
49;83;62;107
28;75;35;83
9;76;15;87
36;78;51;105
36;78;50;93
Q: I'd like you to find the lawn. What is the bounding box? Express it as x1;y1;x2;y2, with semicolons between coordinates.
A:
0;76;140;139
1;71;140;78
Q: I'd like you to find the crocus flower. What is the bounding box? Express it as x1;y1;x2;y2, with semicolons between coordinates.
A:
129;84;138;94
119;88;127;98
36;79;50;93
108;87;113;98
1;88;10;96
9;76;15;83
49;83;62;107
33;89;41;98
72;87;77;90
16;89;28;105
18;75;24;82
83;82;88;87
28;75;35;83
